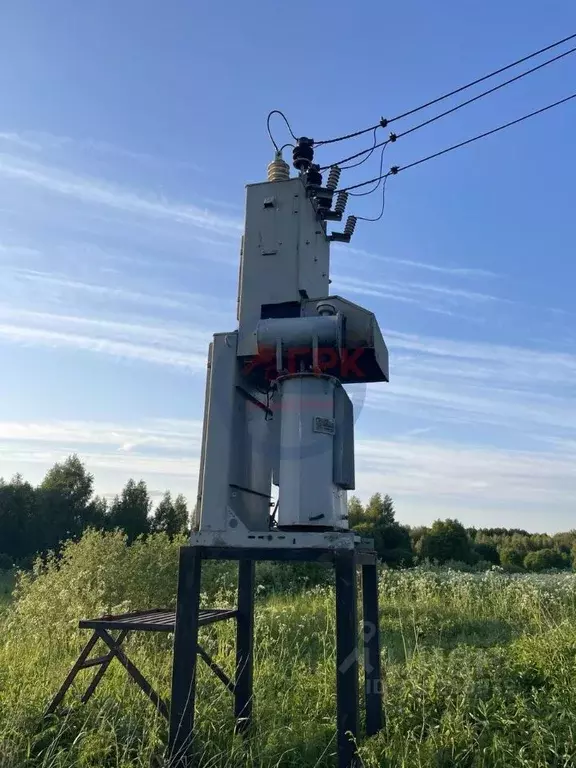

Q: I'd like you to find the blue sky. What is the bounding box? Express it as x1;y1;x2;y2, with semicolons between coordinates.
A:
1;0;576;531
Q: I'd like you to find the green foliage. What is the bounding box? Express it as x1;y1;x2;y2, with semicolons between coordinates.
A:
0;552;13;570
348;493;414;567
6;535;576;766
473;541;500;565
151;492;189;537
109;479;152;543
347;495;364;528
418;518;473;565
500;545;525;570
524;548;569;572
0;474;38;561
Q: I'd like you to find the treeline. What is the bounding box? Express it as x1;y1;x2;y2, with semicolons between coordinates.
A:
0;455;189;569
351;494;576;572
1;454;574;574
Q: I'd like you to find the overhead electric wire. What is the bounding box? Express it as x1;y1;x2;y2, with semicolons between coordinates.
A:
338;127;380;170
266;110;297;152
313;30;576;147
321;42;576;170
350;143;389;196
394;43;576;141
337;91;576;193
320;135;389;171
314;122;383;147
356;176;389;222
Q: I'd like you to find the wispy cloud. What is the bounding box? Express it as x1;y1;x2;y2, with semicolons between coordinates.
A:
0;132;42;151
338;245;497;278
0;418;203;497
1;415;575;530
0;418;202;452
0;306;211;370
6;268;236;319
0;153;242;235
354;434;576;530
362;329;576;441
331;273;504;315
0;130;203;172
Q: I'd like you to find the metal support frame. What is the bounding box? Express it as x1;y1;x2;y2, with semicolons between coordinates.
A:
168;544;384;768
46;607;237;725
234;559;255;734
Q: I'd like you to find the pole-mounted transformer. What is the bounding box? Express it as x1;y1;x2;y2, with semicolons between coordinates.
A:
192;147;388;551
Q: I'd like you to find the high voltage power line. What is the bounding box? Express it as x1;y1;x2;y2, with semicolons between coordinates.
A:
266;31;576;229
312;30;576;147
336;92;576;193
319;42;576;170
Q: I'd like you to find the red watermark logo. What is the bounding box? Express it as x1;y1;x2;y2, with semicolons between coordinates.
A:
242;345;368;382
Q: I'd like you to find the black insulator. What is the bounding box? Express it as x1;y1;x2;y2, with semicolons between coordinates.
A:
293;137;314;171
305;164;322;188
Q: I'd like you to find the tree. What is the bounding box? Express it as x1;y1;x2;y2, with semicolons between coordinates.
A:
418;519;473;565
347;496;364;528
524;548;568;572
364;493;395;526
499;546;525;569
151;492;188;537
348;493;413;567
36;455;96;552
109;479;151;543
173;494;189;534
0;474;37;562
473;541;500;565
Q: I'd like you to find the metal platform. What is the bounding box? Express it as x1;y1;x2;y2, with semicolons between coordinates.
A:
47;607;238;722
79;607;237;633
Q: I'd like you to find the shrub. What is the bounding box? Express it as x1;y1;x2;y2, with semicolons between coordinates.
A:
523;548;568;572
418;519;473;564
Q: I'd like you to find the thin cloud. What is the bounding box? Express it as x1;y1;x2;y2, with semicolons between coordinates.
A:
336;274;503;304
340;245;497;278
0;418;202;452
0;130;204;172
0;153;242;236
0;132;42;151
8;268;235;318
0;307;209;369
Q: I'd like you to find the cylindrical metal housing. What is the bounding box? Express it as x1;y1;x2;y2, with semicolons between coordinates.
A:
257;314;341;352
276;374;348;530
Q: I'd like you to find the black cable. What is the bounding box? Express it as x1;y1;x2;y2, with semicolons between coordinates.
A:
267;110;297;152
338;127;380;171
320;43;576;171
338;91;576;193
356;176;389;222
313;30;576;147
320;136;389;171
388;31;576;125
399;91;576;173
395;43;576;142
350;143;389;196
315;121;384;147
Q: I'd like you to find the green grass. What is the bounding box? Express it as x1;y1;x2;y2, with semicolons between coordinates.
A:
3;532;576;766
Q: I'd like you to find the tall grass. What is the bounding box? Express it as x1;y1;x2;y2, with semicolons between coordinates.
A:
2;531;576;766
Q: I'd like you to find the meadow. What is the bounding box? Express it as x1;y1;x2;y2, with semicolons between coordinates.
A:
2;530;576;767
